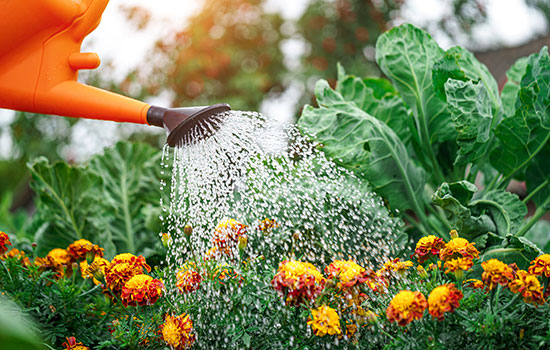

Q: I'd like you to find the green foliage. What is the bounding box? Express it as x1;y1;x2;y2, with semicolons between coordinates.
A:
0;296;43;350
298;23;550;259
28;141;165;258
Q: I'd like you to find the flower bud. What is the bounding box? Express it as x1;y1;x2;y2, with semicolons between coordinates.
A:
450;229;459;239
184;225;193;237
416;265;428;279
238;235;248;251
161;233;171;248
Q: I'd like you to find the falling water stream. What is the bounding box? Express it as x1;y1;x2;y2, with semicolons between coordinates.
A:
159;111;402;348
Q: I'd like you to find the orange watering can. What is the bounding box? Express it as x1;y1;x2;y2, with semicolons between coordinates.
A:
0;0;230;146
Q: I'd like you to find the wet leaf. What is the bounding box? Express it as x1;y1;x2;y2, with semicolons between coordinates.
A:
501;56;528;117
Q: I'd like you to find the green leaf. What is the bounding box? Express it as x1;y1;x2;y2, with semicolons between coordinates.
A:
336;64;410;141
433;46;501;118
525;144;550;208
432;181;495;239
470;190;527;236
28;157;106;256
501;57;528;117
89;141;162;255
444;79;494;166
299;79;426;213
375;23;455;143
483;235;542;267
490;47;550;178
524;220;550;252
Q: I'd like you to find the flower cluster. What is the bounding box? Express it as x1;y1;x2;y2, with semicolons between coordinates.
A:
307;305;342;336
160;313;195;350
121;274;164;306
104;253;151;295
271;260;326;305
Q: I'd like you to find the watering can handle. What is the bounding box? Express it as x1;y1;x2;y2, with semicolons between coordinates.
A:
0;0;150;125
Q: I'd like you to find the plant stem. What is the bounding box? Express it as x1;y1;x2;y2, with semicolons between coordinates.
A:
426;205;452;232
516;196;550;236
403;213;429;236
496;293;521;313
523;179;549;204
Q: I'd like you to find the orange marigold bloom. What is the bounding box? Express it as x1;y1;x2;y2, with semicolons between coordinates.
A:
258;218;279;232
81;257;110;285
481;259;515;291
161;314;195;350
463;278;484;290
427;283;463;320
1;248;31;266
413;235;445;263
121;274;164;306
203;246;220;261
509;270;545;305
0;231;12;255
62;336;89;350
212;219;248;256
325;260;372;289
176;262;202;293
378;258;413;277
67;239;104;261
105;253;151;294
439;237;479;262
307;305;342;337
528;254;550;278
36;248;73;278
386;290;427;326
271;260;326;305
444;257;473;273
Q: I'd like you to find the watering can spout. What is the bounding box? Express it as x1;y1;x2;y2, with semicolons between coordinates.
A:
0;0;230;146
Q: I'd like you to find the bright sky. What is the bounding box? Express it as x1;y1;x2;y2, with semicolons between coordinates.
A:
0;0;547;160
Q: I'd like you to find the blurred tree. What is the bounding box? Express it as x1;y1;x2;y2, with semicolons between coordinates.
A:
135;0;286;111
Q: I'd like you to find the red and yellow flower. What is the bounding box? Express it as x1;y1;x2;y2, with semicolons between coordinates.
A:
272;260;326;305
160;314;195;350
325;260;372;289
509;270;545;305
120;274;164;306
439;237;479;262
212;218;248;256
67;239;104;261
35;248;73;278
378;258;414;277
413;235;445;263
307;305;342;337
62;336;89;350
212;263;242;285
0;231;11;255
444;257;473;274
258;218;279;232
427;283;463;320
1;247;31;266
481;259;515;291
80;256;110;285
176;262;202;293
104;253;151;295
386;290;427;326
528;254;550;278
463;278;484;290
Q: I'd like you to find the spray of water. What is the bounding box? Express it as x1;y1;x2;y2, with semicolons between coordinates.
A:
159;111;402;348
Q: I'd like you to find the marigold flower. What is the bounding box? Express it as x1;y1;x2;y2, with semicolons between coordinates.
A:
427;283;463;320
258;218;279;232
161;314;195;350
444;257;473;273
413;235;446;263
1;248;30;266
307;305;342;337
481;259;515;291
36;248;73;278
176;262;202;293
509;270;545;305
62;336;89;350
325;260;372;289
0;231;12;255
212;263;242;285
104;253;151;294
439;237;479;261
272;260;326;305
121;274;164;306
212;219;248;255
204;246;220;261
463;279;483;290
386;290;427;326
67;239;104;261
378;258;413;277
81;257;110;284
528;254;550;278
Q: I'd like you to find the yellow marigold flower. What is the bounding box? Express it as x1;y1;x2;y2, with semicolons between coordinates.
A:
481;259;514;291
379;258;413;277
463;278;484;290
212;219;248;255
121;274;164;307
307;305;342;337
67;239;104;261
258;218;279;232
528;254;550;278
48;248;73;265
325;260;372;289
271;260;326;305
176;262;202;294
35;248;74;278
386;290;427;326
439;238;479;262
81;257;110;285
1;248;30;266
0;231;12;255
62;336;89;350
104;254;151;295
444;257;473;273
428;283;463;320
413;235;446;263
203;246;220;261
161;314;195;350
509;270;545;305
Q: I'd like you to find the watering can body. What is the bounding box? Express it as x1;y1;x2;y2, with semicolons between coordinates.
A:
0;0;230;146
